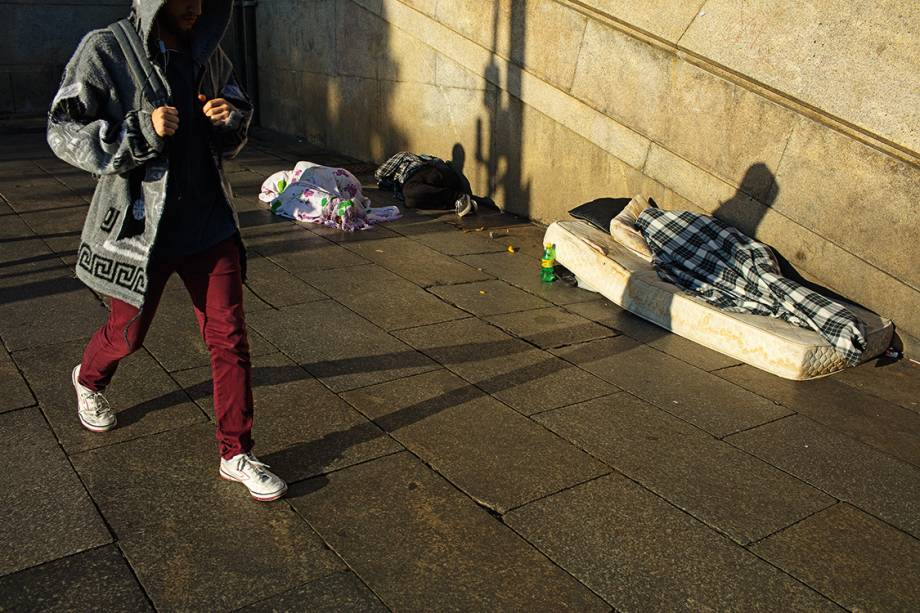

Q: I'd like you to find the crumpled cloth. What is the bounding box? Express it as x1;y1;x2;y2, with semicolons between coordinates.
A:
635;208;866;365
260;161;401;231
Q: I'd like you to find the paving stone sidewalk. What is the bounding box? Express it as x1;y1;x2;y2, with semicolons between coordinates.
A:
2;126;920;612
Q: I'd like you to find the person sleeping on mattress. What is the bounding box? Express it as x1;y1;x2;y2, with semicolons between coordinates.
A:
611;195;866;366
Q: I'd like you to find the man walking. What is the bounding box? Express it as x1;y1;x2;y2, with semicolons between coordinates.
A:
47;0;286;501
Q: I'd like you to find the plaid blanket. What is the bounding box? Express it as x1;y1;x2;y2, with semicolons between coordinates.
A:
635;208;866;365
374;152;438;191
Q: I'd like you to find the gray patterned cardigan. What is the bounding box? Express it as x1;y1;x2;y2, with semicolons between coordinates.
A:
47;0;252;308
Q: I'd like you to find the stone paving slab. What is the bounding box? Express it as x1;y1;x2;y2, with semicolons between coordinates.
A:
835;357;920;414
0;257;76;291
0;164;65;191
243;254;328;307
641;332;746;372
395;318;617;415
390;216;510;256
719;364;920;468
287;452;610;611
247;300;439;392
460;251;600;306
71;423;343;611
172;352;402;484
119;524;340;613
249;223;371;275
0;180;88;213
341;236;494;287
244;285;274;312
0;159;44;182
0;271;77;317
305;220;403;244
1;408;111;576
728;415;920;539
239;571;388;613
475;218;549;257
554;336;789;436
562;299;674;339
341;369;610;512
224;170;268;199
236;207;296;236
309;263;467;331
0;545;153;613
536;393;834;544
485;306;614;349
504;472;838;612
33;158;98;198
0;214;59;262
0;135;50;162
752;503;920;611
0;273;107;352
14;339;206;454
565;299;743;371
0;254;75;288
230;197;268;219
0;344;35;413
430;278;553;316
18;204;87;256
0;259;72;294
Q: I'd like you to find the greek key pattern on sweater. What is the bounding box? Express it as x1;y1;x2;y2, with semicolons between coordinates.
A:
77;242;146;293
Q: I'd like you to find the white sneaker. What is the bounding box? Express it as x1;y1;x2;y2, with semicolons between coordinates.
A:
455;193;476;218
72;365;116;432
219;452;288;502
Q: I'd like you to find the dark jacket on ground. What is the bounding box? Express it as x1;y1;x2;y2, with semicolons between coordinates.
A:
47;0;251;307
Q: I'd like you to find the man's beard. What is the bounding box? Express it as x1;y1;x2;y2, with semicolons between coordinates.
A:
159;13;196;44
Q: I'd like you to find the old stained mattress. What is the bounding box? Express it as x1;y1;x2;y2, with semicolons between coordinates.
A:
545;220;893;380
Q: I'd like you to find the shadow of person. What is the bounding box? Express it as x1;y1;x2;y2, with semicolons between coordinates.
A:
451;143;465;175
714;162;853;304
711;162;777;238
453;141;496;212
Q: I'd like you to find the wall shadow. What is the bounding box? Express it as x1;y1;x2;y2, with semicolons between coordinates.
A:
247;0;408;174
476;1;531;218
713;164;853;305
711;162;776;235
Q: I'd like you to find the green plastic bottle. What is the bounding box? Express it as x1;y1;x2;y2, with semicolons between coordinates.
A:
540;243;556;283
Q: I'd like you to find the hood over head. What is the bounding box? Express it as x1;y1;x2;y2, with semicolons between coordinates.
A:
131;0;232;63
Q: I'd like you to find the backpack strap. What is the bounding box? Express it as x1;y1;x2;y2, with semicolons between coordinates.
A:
109;18;169;109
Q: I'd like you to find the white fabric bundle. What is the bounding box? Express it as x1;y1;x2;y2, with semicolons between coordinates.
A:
260;161;401;231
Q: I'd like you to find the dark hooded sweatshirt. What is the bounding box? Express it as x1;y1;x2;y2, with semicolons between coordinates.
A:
47;0;252;307
155;40;237;258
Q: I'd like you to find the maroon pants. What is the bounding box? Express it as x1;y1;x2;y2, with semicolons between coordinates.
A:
79;237;253;459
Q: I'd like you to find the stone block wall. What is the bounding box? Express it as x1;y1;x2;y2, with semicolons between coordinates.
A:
256;0;920;354
0;1;251;118
0;1;130;117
